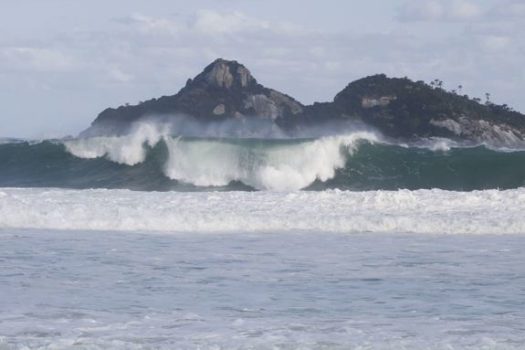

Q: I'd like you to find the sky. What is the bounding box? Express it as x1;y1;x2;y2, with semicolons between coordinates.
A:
1;0;524;138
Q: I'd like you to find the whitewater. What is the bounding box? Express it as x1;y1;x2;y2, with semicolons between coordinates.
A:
2;121;525;349
1;187;525;234
63;122;381;191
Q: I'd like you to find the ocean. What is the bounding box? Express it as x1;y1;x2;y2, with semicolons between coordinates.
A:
1;124;525;349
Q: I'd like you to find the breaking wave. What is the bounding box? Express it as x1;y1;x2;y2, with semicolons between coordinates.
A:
1;122;525;191
66;127;380;191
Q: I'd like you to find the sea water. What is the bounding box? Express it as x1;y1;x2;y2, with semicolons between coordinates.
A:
2;124;525;349
1;189;525;349
1;229;524;349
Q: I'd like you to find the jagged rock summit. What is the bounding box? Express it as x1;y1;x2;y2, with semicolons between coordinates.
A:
92;58;304;128
199;58;254;89
88;58;525;143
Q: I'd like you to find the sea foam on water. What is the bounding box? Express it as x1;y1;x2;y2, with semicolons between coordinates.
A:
1;187;524;234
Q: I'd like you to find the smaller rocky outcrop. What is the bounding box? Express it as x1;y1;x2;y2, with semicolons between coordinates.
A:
323;74;525;143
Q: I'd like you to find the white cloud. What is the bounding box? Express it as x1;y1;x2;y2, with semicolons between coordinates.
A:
0;47;74;72
192;10;270;35
451;0;482;19
398;0;482;22
114;13;181;36
479;35;512;51
490;1;525;19
107;66;134;83
398;0;445;21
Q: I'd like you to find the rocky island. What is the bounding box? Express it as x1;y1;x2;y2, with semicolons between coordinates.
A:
87;58;525;143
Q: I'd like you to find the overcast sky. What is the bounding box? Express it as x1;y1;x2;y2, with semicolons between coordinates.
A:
1;0;524;138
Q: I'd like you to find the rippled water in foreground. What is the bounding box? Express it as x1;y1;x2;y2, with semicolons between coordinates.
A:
1;230;524;349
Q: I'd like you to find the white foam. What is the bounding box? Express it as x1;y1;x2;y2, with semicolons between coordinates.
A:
409;137;459;152
64;121;381;190
64;122;170;165
164;132;378;190
1;187;524;234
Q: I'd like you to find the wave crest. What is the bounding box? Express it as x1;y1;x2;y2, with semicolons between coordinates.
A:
64;122;170;166
163;132;378;190
64;122;380;190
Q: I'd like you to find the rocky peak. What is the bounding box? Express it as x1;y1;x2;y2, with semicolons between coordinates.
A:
193;58;256;90
90;58;304;128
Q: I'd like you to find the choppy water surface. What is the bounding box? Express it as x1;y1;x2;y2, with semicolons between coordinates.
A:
1;230;524;349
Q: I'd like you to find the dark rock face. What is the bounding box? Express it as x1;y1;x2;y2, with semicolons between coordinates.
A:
92;59;304;128
326;74;525;144
89;59;525;143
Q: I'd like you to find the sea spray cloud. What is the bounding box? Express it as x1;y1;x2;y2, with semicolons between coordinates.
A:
80;114;376;140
